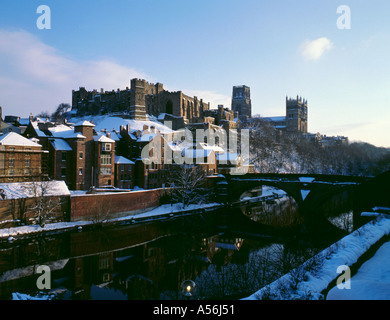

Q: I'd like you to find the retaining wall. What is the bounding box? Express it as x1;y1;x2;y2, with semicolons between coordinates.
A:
70;189;165;222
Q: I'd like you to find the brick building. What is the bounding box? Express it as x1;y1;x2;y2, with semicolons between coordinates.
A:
25;119;116;190
0;132;46;183
114;156;135;189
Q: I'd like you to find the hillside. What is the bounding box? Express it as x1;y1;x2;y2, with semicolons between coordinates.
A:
244;119;390;176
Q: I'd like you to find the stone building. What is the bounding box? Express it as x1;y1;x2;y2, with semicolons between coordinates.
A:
261;95;308;134
231;85;252;121
286;96;308;133
72;78;211;125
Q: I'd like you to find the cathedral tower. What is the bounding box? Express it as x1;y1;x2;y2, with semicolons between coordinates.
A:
232;85;252;121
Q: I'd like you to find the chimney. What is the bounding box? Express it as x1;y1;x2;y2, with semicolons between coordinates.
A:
143;124;149;132
106;132;111;139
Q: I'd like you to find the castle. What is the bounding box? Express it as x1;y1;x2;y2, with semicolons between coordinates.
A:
72;79;211;126
72;79;310;134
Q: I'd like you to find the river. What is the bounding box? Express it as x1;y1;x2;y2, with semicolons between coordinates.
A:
0;188;355;300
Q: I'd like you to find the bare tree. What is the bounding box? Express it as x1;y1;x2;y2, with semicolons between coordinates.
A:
52;103;71;123
24;180;64;227
166;165;207;209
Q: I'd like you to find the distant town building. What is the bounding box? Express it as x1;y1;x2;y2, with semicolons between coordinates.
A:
0;107;22;135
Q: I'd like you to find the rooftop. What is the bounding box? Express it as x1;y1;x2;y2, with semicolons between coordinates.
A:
0;132;42;147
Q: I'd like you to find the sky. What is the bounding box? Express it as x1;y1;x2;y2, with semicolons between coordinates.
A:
0;0;389;147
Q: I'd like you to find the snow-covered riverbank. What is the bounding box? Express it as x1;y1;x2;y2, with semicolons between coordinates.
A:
244;214;390;300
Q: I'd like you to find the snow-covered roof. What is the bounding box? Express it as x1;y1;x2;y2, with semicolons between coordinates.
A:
96;131;121;142
0;132;42;147
50;139;72;151
70;115;173;135
198;142;225;153
114;156;135;165
0;180;70;200
94;135;115;143
30;122;48;138
19;118;30;126
138;133;157;142
263;116;286;122
48;125;74;138
74;120;95;127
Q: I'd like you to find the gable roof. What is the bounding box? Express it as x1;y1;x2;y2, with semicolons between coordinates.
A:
114;156;135;165
94;135;115;143
74;120;95;127
50;139;73;151
0;132;42;147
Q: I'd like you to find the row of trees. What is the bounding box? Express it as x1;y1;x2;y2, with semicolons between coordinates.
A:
244;119;390;176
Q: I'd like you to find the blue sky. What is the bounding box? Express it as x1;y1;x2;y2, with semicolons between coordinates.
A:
0;0;389;147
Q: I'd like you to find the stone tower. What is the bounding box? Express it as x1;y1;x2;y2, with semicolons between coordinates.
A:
232;85;252;121
129;79;149;120
286;96;308;133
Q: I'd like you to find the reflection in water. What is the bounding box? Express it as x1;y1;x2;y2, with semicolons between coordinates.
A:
0;192;353;300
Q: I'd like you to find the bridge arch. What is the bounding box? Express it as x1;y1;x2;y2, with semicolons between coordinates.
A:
222;173;366;232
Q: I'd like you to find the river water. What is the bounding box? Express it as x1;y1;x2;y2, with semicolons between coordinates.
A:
0;189;355;300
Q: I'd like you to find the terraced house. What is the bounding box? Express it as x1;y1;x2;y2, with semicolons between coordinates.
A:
24;119;117;190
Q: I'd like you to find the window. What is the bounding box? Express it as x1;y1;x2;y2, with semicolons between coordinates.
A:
102;143;111;152
101;155;112;165
62;152;67;161
100;167;112;175
8;159;15;168
25;159;31;167
79;168;83;176
8;169;15;176
24;169;31;175
61;168;66;177
79;152;83;159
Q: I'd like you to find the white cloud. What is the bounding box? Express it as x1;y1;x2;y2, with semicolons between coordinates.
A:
0;29;148;117
300;37;334;61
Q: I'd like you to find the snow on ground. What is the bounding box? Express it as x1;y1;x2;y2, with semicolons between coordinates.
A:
327;239;390;300
70;115;174;134
244;214;390;300
0;180;70;199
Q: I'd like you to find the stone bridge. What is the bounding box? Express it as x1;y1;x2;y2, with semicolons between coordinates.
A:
217;173;372;230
